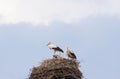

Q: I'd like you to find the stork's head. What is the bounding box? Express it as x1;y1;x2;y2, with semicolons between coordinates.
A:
66;47;69;54
47;42;52;46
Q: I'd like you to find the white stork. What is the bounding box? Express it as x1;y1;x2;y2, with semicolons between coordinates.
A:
66;48;77;59
47;42;64;55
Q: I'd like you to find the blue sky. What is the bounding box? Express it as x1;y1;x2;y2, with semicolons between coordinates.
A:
0;0;120;79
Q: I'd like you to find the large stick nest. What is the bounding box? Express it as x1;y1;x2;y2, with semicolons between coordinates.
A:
29;57;83;79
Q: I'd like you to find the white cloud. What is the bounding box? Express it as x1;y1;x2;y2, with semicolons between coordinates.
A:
0;0;120;25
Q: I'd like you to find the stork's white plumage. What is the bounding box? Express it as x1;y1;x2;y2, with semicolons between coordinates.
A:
47;42;57;49
47;42;64;54
66;48;77;59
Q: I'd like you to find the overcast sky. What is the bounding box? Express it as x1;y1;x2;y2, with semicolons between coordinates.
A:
0;0;120;25
0;0;120;79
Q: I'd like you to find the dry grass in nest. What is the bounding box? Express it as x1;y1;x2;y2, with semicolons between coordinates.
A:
29;57;82;79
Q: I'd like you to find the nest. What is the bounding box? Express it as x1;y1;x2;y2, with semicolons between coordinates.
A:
29;57;83;79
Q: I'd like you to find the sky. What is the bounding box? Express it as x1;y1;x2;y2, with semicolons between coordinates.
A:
0;0;120;79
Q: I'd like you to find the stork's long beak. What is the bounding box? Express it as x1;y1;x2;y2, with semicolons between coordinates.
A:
46;42;49;46
66;47;69;50
46;42;51;46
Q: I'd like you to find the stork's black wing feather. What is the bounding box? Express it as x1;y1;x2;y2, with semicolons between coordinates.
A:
52;47;64;53
70;52;76;59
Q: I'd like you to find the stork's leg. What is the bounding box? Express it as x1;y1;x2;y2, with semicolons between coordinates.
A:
54;50;56;55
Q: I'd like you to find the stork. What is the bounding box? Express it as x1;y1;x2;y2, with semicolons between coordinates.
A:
66;48;77;59
47;42;64;55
